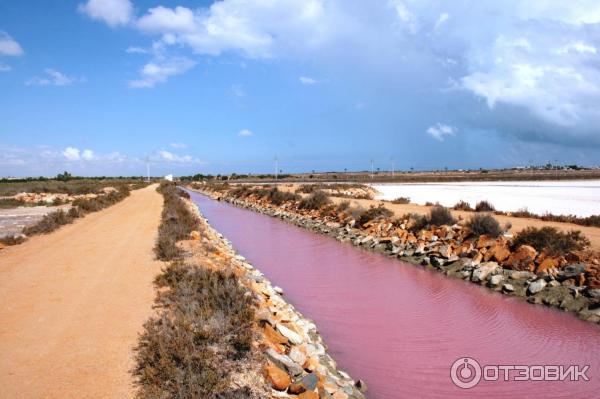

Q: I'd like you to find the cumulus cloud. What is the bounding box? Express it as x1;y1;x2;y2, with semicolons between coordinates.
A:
78;0;133;27
62;147;95;161
238;129;253;137
82;0;600;145
129;57;196;88
0;31;24;56
299;76;318;85
426;123;456;141
154;150;203;164
26;69;80;86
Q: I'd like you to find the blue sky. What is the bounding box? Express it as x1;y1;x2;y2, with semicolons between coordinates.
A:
1;0;600;177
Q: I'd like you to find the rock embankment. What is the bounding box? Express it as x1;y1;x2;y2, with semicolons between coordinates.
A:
184;199;367;399
194;188;600;326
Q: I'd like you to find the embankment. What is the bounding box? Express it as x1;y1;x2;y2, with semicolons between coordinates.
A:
193;186;600;326
134;183;365;398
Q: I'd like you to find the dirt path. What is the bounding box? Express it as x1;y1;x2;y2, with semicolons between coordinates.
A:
0;184;163;399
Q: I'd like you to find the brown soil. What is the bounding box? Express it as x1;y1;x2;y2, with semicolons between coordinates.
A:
0;184;163;398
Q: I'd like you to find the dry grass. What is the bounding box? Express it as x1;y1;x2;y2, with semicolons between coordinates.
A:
133;262;257;399
298;190;331;210
155;182;200;261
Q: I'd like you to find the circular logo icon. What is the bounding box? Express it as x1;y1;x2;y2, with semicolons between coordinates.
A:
451;357;482;389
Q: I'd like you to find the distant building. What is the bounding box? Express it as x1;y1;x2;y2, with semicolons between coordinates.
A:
164;174;173;181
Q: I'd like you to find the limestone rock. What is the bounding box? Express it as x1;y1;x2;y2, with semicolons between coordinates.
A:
471;262;500;282
528;279;547;295
505;245;537;271
264;363;291;391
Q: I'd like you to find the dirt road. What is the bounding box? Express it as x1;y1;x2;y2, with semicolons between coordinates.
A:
0;184;163;398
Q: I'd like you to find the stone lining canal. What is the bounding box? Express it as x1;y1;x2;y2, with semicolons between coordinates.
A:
190;191;600;398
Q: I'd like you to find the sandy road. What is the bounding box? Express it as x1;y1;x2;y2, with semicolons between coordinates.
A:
0;184;163;398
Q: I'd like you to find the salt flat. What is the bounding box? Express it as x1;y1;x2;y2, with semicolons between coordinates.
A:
371;180;600;217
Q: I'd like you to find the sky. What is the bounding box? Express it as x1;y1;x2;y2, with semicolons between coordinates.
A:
1;0;600;177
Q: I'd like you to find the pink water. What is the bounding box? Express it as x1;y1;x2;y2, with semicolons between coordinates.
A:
190;192;600;398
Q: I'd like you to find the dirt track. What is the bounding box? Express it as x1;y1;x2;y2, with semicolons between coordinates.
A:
0;184;163;398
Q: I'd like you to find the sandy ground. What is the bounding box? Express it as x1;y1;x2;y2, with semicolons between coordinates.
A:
0;184;163;399
276;184;600;250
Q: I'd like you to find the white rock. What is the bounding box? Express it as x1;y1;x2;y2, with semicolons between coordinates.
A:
471;262;500;282
502;283;515;292
276;324;303;345
489;274;504;286
273;286;284;295
289;346;307;366
528;279;547;295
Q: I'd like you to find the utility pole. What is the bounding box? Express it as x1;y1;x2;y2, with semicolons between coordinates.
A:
391;157;395;178
145;156;150;181
275;157;279;180
370;159;374;180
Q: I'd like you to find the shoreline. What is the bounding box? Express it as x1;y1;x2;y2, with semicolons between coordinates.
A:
190;187;600;326
183;193;367;398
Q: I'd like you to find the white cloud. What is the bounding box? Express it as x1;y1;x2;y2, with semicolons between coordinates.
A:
426;123;456;141
238;129;253;137
0;32;24;56
0;63;11;72
133;1;327;58
126;46;148;54
78;0;133;27
62;147;96;161
299;76;318;85
26;69;79;86
81;149;95;161
62;147;81;161
154;150;203;163
129;57;196;88
169;142;187;149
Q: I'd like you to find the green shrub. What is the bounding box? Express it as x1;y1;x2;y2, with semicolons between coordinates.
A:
475;200;495;212
513;226;590;255
336;200;351;212
429;205;456;226
298;190;331;210
468;213;502;238
402;212;428;232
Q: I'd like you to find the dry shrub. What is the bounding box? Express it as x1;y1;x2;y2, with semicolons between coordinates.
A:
155;182;200;261
133;262;255;398
468;213;502;238
475;200;495;212
453;200;473;211
401;212;428;233
513;226;590;255
429;205;456;226
336;200;351;212
265;187;300;206
356;204;393;227
22;209;75;236
298;190;331;210
0;234;27;246
391;197;410;204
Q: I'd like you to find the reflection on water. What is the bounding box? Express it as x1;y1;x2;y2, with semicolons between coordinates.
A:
190;191;600;399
